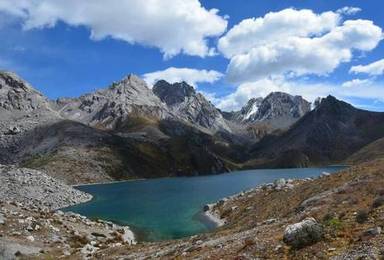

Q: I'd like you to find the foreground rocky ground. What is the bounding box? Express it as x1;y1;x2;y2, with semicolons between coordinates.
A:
0;166;135;260
95;159;384;259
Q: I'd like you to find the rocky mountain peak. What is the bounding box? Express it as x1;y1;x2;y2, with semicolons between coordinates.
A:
0;71;49;112
56;74;169;129
152;80;196;106
315;95;355;115
248;92;311;122
153;80;230;132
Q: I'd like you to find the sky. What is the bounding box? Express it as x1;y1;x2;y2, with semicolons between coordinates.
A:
0;0;383;111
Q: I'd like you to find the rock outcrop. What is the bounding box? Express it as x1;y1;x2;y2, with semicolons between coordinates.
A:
283;218;324;248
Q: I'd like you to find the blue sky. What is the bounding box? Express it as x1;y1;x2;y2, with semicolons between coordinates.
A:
0;0;383;111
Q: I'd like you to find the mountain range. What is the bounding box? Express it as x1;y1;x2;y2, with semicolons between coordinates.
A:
1;71;384;184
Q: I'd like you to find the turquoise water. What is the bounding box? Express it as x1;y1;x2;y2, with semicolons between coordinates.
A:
64;166;345;241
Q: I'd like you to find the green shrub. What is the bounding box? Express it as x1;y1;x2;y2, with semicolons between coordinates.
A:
325;218;343;230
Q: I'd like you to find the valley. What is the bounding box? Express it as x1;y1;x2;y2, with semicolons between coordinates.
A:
1;71;384;259
2;71;382;184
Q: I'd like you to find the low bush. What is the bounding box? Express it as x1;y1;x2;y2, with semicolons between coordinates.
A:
325;217;343;230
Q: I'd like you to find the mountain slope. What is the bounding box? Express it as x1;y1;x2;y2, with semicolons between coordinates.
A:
247;95;384;168
346;137;384;164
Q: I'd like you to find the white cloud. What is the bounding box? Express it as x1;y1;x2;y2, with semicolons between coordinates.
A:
0;0;227;58
143;67;223;87
218;9;340;59
215;77;290;111
337;6;362;16
218;8;383;84
350;59;384;76
215;77;384;111
342;78;372;88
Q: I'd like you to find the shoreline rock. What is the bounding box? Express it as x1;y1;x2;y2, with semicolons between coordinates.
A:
202;204;225;227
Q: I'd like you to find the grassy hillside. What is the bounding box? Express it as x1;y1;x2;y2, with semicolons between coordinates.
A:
346;137;384;165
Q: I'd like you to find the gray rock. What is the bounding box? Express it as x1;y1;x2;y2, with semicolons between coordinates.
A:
274;178;286;187
363;227;382;237
321;172;331;177
4;126;21;135
283;218;324;248
0;213;5;224
203;204;212;212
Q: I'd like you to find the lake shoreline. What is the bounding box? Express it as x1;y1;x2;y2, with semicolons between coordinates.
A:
68;166;346;242
71;165;350;188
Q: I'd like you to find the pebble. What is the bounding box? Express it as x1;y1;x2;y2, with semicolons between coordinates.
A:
26;235;35;242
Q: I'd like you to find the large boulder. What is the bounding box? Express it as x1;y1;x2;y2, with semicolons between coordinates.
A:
283;217;324;248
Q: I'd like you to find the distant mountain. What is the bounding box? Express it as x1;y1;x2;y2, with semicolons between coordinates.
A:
3;71;383;184
247;95;384;168
230;92;310;125
224;92;311;140
54;75;170;130
153;80;230;132
0;72;240;184
228;97;263;121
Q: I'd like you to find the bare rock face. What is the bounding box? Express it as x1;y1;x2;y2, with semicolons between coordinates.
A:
229;92;310;127
0;71;50;112
249;92;310;123
283;217;324;248
0;72;61;163
55;74;170;129
153;80;231;132
224;92;310;140
230;98;263;122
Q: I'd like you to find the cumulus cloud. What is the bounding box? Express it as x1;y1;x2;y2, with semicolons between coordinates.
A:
143;67;223;87
215;77;384;111
350;59;384;76
0;0;227;58
218;9;340;59
218;8;383;84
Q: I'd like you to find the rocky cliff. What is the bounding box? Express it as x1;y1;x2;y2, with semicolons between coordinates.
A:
153;80;231;132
